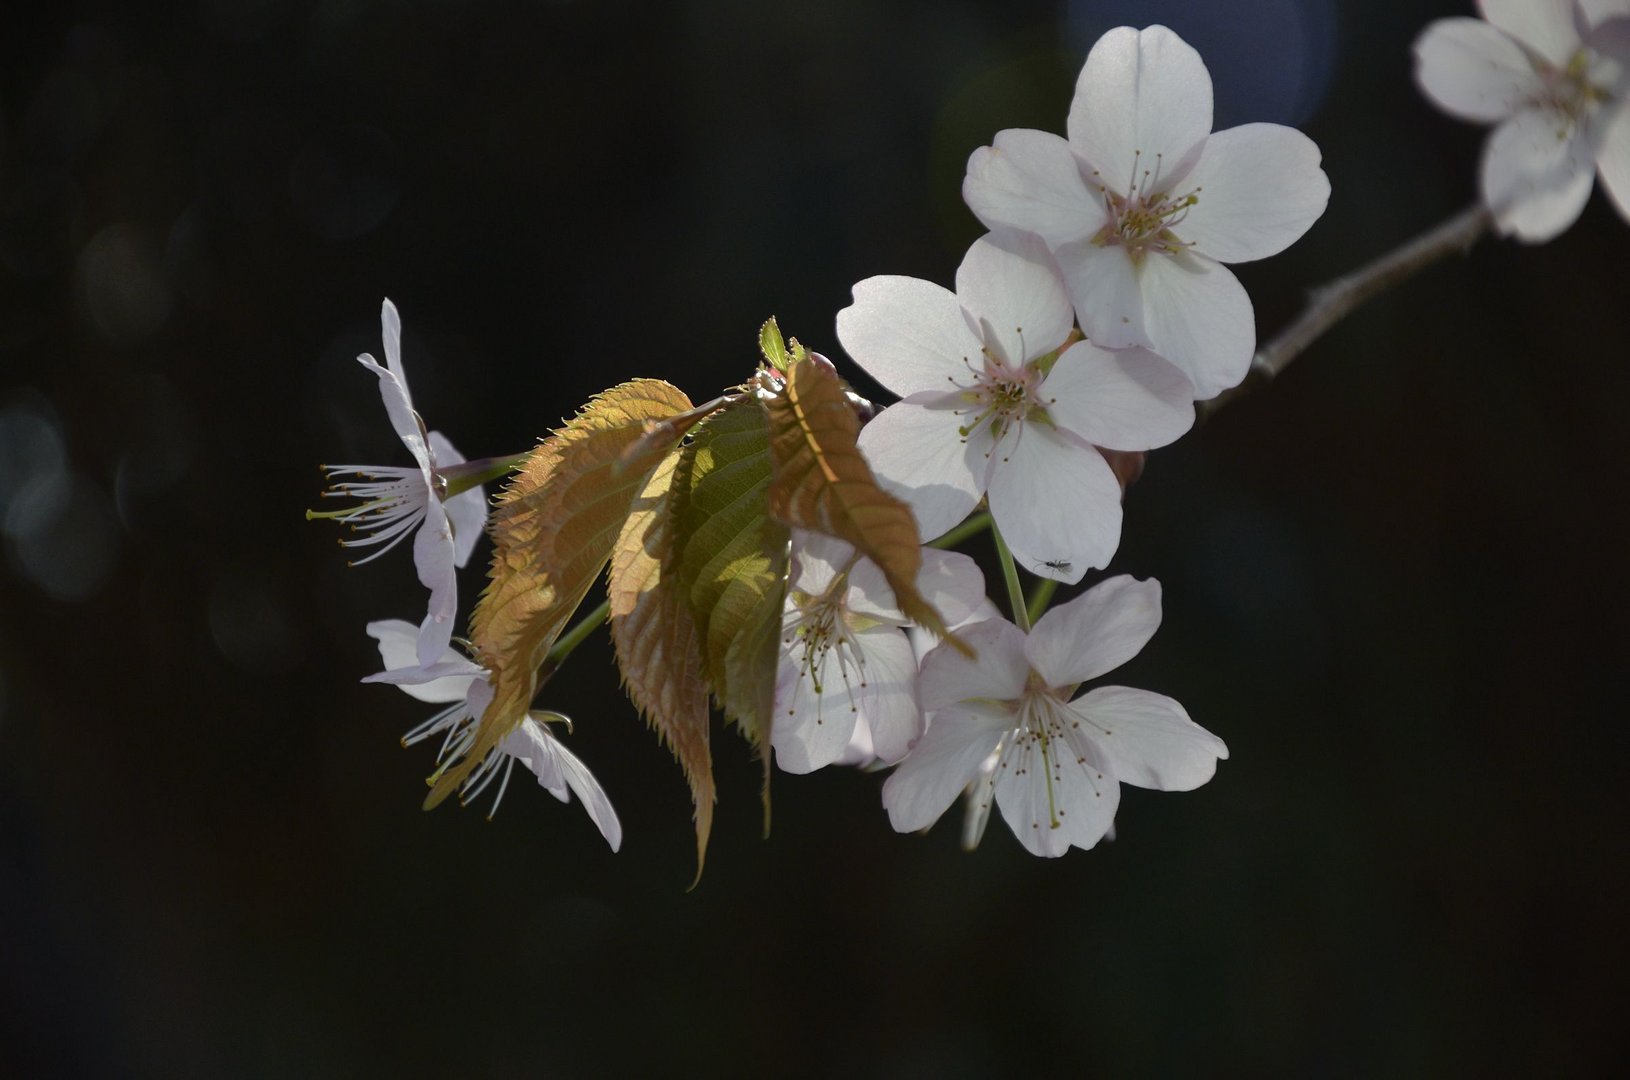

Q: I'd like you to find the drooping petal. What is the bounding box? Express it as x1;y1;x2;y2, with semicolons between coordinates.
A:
427;431;487;569
1068;25;1214;191
962;128;1104;244
1041;340;1194;451
917;617;1030;712
1137;250;1255;398
986;426;1122;583
953;231;1075;364
412;497;459;667
1477;0;1580;68
1026;574;1162;688
498;719;623;850
364;618;481;703
1481;108;1597;242
1593;98;1630;224
856;401;984;542
1176;123;1331;264
548;729;625;851
881;706;1009;833
1070;686;1227;792
992;722;1120;857
1414;17;1541;123
853;626;924;764
1053;238;1152;351
837;276;980;398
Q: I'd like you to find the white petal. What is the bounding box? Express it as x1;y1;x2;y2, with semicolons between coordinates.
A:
1042;340;1194;451
549;732;624;851
837;276;979;398
1053;239;1151;350
412;498;459;668
954;232;1075;363
845;546;985;627
881;706;1008;833
917;617;1030;712
364;618;481;703
1137;251;1255;398
427;431;487;569
772;642;863;775
1068;25;1213;192
1026;574;1162;688
1593;100;1630;225
857;402;984;542
356;352;433;474
842;556;903;624
962;128;1104;244
854;626;923;764
1477;0;1580;68
500;720;623;850
1176;123;1331;264
1481;108;1597;242
1580;0;1630;28
789;530;857;599
1414;18;1540;122
987;427;1122;583
992;728;1120;857
1070;686;1227;792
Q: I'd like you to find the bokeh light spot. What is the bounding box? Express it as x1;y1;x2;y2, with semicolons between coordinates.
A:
76;223;175;345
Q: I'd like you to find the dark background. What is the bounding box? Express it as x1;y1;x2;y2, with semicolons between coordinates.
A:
3;0;1626;1075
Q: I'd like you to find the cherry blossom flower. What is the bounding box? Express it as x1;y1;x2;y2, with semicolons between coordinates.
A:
1415;0;1630;241
364;619;621;850
314;300;487;667
838;230;1194;582
881;575;1226;857
962;25;1330;398
773;531;986;774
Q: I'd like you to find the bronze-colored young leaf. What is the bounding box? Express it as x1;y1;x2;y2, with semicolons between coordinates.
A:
761;351;970;655
666;400;789;804
607;446;714;881
426;379;696;807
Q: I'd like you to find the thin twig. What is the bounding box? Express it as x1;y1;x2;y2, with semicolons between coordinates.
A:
1207;202;1492;414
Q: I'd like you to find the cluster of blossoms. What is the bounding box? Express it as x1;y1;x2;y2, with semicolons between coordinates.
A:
316;10;1625;865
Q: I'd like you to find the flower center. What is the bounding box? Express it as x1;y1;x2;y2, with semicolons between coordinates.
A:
305;464;431;566
991;687;1107;832
782;584;867;722
1088;149;1200;261
1531;48;1616;132
942;332;1055;462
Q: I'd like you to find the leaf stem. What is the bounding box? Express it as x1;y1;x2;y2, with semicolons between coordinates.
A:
990;523;1030;632
1207;202;1492;414
1025;577;1059;626
929;510;993;550
439;453;530;498
537;598;611;680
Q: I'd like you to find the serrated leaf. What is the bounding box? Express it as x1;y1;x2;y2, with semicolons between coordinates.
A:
426;379;696;807
607;447;714;882
759;317;790;373
667;400;789;815
761;350;970;655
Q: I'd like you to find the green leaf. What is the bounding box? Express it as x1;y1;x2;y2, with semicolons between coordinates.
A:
667;399;790;820
758;317;791;373
607;446;715;882
761;350;970;655
426;379;696;808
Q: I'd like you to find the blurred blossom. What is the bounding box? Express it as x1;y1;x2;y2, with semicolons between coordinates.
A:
76;224;174;344
1064;0;1338;128
288;126;400;241
0;401;69;535
6;475;121;603
208;568;302;676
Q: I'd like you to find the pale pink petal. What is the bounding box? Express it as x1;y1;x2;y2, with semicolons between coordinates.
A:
917;617;1030;712
993;729;1120;856
854;626;924;764
1477;0;1580;68
1137;251;1255;398
1068;25;1214;191
1481;108;1597;241
1595;101;1630;224
962;128;1104;244
1177;123;1331;264
845;547;985;626
1580;0;1630;28
1414;17;1541;122
856;402;984;542
772;645;863;775
412;497;459;667
881;706;1009;833
1052;238;1151;350
428;431;487;569
1041;340;1194;451
987;427;1122;584
1026;574;1162;688
837;276;979;398
953;231;1075;363
364;618;480;703
1070;686;1227;792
